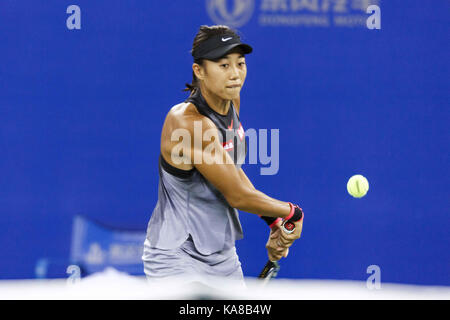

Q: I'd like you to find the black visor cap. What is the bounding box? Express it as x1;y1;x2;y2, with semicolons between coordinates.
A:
192;35;253;61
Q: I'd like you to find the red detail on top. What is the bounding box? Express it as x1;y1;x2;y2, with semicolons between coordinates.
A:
237;123;245;141
222;139;234;151
227;119;233;130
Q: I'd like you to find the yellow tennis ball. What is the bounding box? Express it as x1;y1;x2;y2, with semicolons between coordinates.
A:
347;174;369;198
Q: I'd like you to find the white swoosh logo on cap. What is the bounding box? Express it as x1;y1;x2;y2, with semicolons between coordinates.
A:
222;37;232;42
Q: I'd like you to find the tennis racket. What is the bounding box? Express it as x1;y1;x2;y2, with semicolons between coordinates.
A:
258;221;296;284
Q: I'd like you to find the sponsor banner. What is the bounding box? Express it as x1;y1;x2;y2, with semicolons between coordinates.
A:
70;216;146;275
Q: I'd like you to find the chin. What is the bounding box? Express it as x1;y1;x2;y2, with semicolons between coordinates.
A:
225;90;241;100
230;93;240;100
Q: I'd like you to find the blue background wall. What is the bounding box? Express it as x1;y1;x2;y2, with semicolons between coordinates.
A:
0;1;448;285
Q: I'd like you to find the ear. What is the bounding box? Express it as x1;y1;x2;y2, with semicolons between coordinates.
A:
192;63;205;81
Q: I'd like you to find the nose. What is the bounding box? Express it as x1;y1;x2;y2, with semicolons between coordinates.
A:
229;65;240;80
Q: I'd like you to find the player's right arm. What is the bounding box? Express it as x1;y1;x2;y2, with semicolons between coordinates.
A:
167;111;291;219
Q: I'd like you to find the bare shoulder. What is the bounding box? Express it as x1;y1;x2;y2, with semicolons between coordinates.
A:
164;102;215;132
160;101;217;170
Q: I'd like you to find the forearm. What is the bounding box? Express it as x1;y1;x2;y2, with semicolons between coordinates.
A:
232;187;291;218
235;168;290;218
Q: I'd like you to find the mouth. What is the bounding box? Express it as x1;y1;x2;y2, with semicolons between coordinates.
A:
226;84;241;89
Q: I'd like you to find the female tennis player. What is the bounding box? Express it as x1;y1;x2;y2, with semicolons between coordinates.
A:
142;25;304;286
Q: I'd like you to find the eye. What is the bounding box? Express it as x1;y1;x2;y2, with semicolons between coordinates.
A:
239;62;246;66
220;64;229;68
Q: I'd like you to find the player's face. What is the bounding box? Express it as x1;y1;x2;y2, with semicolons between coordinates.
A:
198;53;247;100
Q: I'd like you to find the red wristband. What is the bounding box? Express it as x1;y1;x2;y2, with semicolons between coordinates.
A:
259;215;281;228
286;202;304;222
269;217;282;228
286;202;295;220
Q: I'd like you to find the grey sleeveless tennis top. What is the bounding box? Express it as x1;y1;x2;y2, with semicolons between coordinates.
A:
145;89;247;255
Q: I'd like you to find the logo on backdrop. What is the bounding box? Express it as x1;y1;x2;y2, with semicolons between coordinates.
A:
206;0;381;28
206;0;255;27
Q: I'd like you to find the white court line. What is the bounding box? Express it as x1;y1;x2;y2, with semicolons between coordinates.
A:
0;268;449;300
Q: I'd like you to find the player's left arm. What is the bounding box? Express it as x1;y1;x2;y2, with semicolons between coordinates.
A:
238;167;303;250
238;167;291;260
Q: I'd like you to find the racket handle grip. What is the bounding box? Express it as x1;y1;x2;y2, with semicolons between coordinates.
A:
282;220;296;234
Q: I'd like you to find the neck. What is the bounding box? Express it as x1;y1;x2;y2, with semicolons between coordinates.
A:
199;85;231;116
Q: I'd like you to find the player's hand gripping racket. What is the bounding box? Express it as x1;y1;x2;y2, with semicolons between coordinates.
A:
258;220;296;284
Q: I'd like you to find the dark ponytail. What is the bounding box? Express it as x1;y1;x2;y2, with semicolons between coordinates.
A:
184;25;240;94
